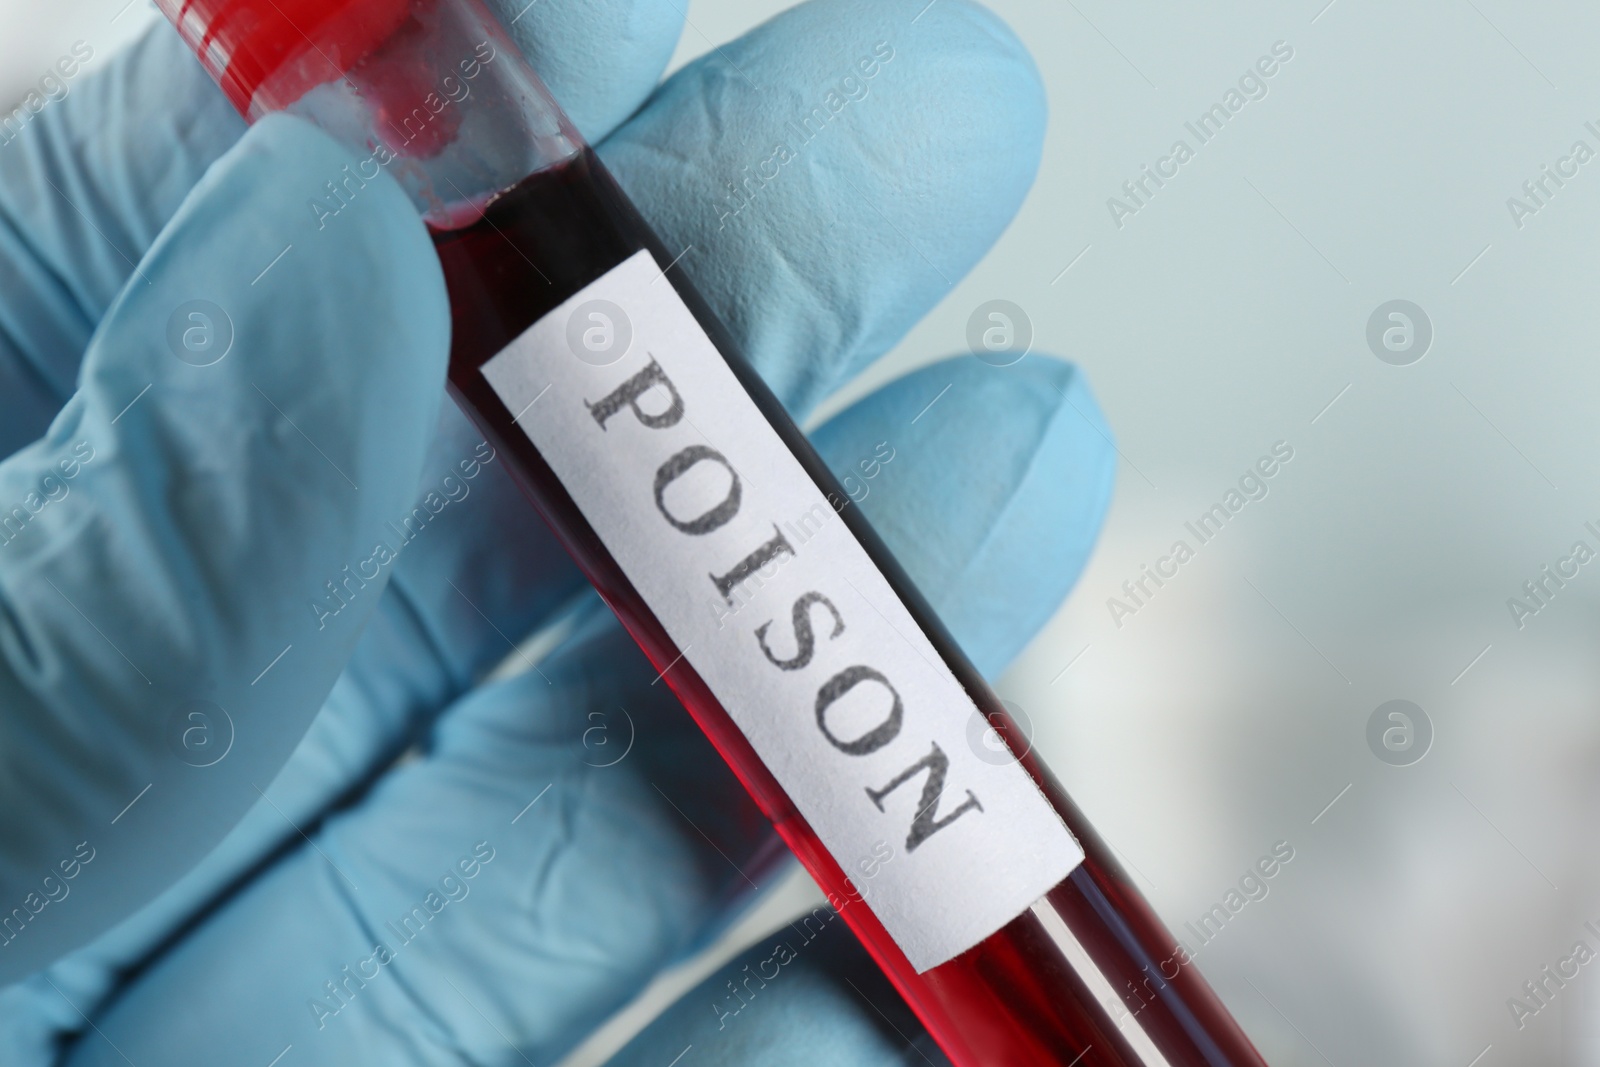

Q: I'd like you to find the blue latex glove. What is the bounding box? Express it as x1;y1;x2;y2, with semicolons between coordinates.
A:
0;0;1117;1063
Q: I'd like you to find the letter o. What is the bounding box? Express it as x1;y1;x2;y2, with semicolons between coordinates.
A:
815;665;903;755
653;445;741;534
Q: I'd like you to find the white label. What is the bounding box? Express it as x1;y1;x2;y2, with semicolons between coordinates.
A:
482;250;1083;971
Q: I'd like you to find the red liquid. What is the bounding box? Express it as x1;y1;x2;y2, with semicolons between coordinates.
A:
431;148;1270;1067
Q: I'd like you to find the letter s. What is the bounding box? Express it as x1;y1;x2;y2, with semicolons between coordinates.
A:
756;592;845;670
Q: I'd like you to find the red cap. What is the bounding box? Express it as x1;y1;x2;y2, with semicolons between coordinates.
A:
157;0;411;117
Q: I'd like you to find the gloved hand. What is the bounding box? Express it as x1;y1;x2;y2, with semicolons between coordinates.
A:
0;1;1117;1064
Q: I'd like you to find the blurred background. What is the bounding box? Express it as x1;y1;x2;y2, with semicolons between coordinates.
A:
11;0;1600;1064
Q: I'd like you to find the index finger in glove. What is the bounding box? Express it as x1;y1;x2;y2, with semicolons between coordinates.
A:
0;114;448;982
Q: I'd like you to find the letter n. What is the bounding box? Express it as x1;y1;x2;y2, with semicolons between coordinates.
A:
865;743;983;852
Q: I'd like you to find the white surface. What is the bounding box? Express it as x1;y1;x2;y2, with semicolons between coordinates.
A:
484;248;1083;973
13;1;1600;1064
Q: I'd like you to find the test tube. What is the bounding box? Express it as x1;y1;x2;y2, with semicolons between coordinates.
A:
154;1;1273;1061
